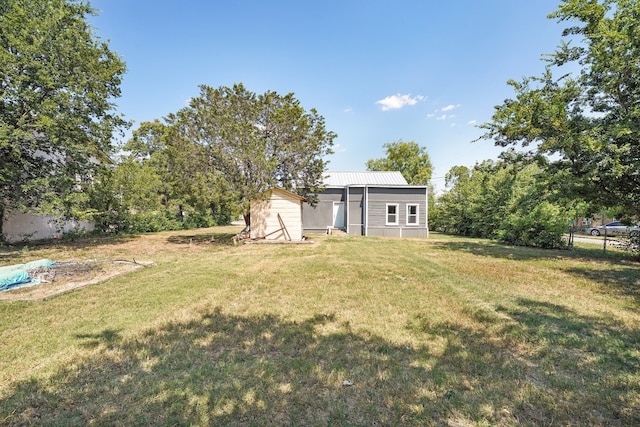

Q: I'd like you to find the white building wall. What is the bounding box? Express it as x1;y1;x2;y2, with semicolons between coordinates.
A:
3;210;94;243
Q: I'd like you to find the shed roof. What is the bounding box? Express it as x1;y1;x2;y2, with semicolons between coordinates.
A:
265;187;306;201
324;171;408;186
252;187;307;202
249;188;306;205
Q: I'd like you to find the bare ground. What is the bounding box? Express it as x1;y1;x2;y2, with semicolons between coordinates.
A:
0;259;154;301
0;227;244;301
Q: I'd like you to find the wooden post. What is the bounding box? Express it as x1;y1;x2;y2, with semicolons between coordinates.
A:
277;213;291;241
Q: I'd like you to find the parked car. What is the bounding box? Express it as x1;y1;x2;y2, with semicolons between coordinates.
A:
586;221;639;236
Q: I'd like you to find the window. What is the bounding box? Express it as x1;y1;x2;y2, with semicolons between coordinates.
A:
407;204;419;225
386;203;399;225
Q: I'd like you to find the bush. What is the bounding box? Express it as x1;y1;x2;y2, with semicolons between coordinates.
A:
93;207;234;235
93;209;129;234
496;202;568;249
182;212;216;229
126;211;183;233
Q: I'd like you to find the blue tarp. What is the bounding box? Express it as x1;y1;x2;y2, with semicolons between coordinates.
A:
0;259;55;291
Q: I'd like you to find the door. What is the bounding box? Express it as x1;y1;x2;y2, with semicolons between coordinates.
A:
333;202;345;228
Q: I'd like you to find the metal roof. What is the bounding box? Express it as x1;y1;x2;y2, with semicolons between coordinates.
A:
324;171;408;186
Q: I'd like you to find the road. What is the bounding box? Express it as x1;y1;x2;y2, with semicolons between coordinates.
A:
571;236;605;246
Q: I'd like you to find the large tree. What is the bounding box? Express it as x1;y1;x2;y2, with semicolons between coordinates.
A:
478;0;640;218
432;157;571;248
177;83;336;224
122;119;235;225
366;141;433;185
0;0;126;236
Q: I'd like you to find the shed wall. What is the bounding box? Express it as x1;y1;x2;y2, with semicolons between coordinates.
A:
251;190;303;240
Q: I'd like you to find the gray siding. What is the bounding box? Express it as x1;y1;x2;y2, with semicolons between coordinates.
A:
366;187;428;237
367;227;428;238
303;185;428;238
302;188;345;232
317;188;345;202
347;187;364;235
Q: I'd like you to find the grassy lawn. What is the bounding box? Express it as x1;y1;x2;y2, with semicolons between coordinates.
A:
1;228;639;425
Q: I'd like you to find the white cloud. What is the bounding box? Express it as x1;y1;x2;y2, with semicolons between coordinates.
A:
376;93;425;111
427;106;461;121
343;107;353;113
333;143;347;153
439;103;461;112
428;109;457;121
467;119;477;125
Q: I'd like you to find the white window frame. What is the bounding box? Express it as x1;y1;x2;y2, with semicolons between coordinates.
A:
386;203;399;225
406;203;419;226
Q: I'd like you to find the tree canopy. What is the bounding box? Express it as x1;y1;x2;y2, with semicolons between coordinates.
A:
0;0;126;234
175;84;336;222
366;141;433;185
432;157;572;248
478;0;640;218
113;84;336;228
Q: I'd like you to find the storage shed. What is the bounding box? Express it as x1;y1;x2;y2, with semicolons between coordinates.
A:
250;188;306;241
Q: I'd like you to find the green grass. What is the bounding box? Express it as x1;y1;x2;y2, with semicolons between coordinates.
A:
1;228;640;425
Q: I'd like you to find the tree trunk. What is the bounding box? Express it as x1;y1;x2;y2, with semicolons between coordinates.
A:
0;204;4;243
243;212;250;226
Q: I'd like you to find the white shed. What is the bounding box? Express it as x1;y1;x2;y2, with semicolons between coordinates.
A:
250;188;306;241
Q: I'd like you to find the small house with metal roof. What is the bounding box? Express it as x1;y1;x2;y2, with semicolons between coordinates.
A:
302;171;429;238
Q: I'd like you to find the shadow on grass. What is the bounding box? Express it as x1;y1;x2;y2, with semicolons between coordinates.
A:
0;250;24;264
496;299;640;423
75;329;124;350
433;237;638;264
411;298;640;425
165;232;239;247
431;239;569;261
0;234;139;263
563;265;640;305
0;228;241;264
2;305;639;425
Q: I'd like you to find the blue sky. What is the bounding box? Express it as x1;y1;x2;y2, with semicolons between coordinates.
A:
90;0;565;192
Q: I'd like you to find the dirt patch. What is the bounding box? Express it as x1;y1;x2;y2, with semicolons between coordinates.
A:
0;259;153;301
